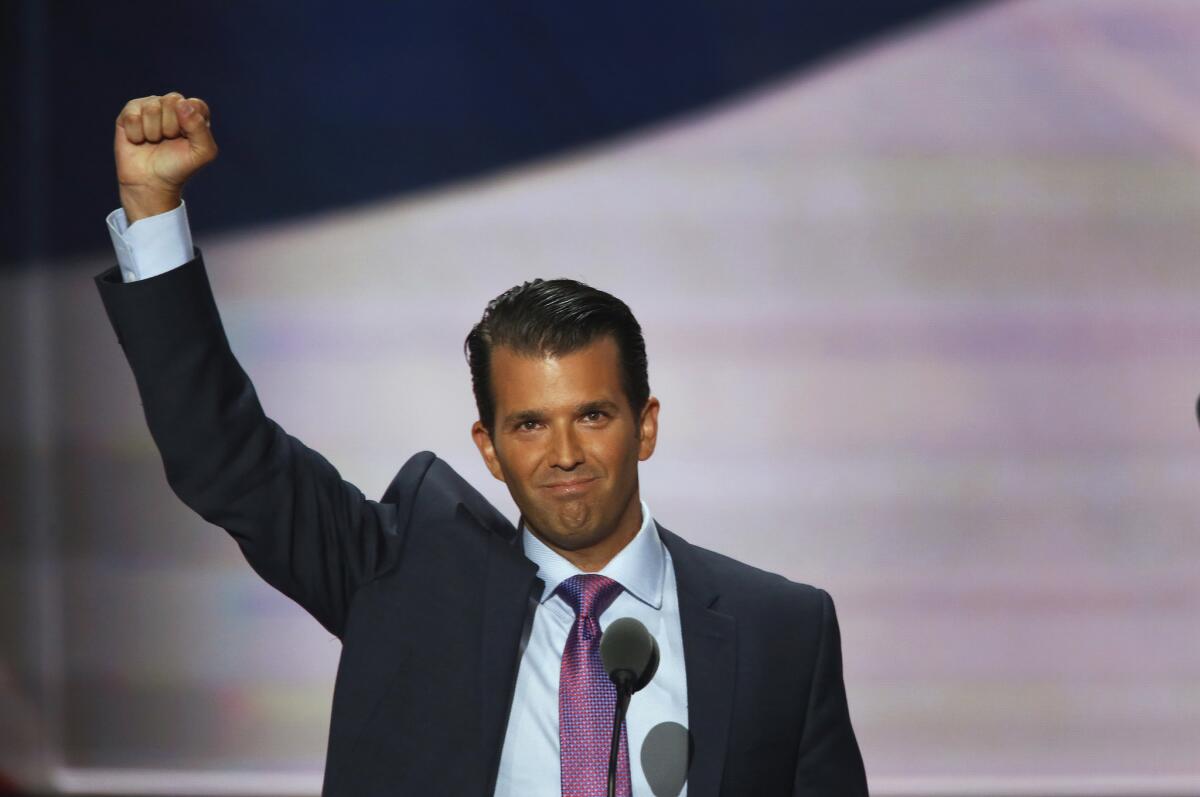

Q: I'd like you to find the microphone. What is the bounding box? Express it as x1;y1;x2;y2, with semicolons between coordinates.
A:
641;721;692;797
600;617;660;797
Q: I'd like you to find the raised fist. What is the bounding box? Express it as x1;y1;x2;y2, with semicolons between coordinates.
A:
115;92;217;222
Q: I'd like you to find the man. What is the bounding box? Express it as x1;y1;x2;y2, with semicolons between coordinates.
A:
98;92;868;796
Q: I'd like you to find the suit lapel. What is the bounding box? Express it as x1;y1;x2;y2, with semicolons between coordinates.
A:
468;503;541;796
660;527;736;797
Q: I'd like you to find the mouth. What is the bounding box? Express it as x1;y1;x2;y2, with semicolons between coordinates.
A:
541;478;597;497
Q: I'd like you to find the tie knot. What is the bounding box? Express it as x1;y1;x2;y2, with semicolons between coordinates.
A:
556;574;623;620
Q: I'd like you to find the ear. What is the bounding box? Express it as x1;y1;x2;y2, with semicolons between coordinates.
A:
636;396;660;462
471;420;507;482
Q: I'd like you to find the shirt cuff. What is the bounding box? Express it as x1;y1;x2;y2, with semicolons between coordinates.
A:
106;201;195;283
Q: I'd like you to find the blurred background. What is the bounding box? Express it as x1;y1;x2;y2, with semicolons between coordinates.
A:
3;0;1199;794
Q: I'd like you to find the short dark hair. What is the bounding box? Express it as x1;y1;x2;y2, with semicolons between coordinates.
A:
464;278;650;435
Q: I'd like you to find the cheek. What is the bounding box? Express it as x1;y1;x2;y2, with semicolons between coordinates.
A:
592;435;639;475
495;444;540;486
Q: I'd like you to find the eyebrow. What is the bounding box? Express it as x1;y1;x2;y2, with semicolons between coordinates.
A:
578;400;621;416
502;400;622;428
503;409;546;428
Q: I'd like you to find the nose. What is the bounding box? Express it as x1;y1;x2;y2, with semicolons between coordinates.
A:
548;422;584;470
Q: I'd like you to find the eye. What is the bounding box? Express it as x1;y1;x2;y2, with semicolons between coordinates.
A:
518;420;541;432
583;410;607;422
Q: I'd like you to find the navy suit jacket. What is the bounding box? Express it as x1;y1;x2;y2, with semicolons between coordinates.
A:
96;253;868;796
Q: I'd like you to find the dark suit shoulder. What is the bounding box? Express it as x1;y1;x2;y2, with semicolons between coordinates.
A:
662;528;866;792
678;535;825;604
380;450;437;506
381;451;516;543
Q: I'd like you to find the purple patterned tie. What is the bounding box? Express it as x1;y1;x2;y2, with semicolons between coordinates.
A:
557;574;631;797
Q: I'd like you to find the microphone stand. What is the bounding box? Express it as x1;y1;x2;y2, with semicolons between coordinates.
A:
608;676;634;797
600;618;659;797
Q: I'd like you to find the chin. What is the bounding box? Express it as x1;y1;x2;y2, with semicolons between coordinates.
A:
539;523;604;552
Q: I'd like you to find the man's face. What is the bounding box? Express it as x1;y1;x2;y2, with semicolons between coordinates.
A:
471;336;659;564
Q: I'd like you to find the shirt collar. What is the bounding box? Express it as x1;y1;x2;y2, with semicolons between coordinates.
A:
521;500;665;610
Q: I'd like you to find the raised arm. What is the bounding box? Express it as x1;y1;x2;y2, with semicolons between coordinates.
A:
98;93;410;638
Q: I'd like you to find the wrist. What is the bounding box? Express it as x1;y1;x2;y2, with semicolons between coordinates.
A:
119;185;182;224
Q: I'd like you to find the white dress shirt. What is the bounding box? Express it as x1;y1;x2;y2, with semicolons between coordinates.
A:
106;202;194;281
500;502;689;795
107;205;691;795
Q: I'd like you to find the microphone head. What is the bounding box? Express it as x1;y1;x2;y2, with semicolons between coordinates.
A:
640;721;692;797
600;617;660;694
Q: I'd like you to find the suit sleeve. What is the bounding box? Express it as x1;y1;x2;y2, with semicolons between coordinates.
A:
793;589;869;796
95;251;411;639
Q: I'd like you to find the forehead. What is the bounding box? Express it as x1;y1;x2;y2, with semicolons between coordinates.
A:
489;337;623;412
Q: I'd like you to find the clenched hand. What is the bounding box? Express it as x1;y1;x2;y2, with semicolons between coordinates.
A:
115;92;217;222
